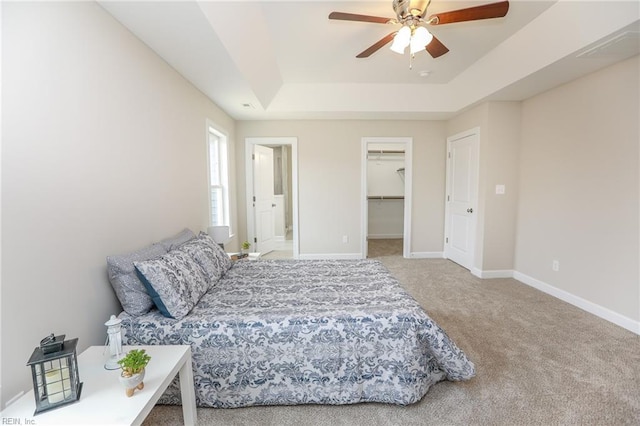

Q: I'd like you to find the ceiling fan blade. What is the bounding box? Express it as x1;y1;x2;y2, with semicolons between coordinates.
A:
425;35;449;58
428;1;509;25
356;32;397;58
329;12;392;24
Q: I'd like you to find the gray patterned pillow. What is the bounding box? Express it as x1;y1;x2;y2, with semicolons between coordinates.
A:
198;232;232;274
106;243;167;316
134;248;209;320
158;228;196;252
180;233;232;286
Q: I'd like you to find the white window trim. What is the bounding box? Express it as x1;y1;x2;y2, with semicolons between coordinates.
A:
207;121;231;235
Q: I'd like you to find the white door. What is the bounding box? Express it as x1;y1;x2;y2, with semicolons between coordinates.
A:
253;145;276;254
444;130;479;270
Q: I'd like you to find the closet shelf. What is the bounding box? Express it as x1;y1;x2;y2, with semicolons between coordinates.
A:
367;150;405;154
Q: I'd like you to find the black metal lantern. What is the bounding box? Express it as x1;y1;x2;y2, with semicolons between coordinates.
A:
26;335;83;415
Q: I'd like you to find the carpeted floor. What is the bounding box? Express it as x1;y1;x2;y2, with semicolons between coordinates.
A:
144;244;640;425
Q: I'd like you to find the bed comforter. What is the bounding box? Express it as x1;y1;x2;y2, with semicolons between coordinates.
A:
119;259;475;408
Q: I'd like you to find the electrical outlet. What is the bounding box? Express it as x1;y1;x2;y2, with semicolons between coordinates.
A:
552;260;560;272
342;235;349;243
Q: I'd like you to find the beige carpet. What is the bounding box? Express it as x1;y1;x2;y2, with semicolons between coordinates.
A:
144;244;640;425
367;238;403;257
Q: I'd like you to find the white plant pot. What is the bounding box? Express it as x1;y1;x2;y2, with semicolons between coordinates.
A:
119;369;145;397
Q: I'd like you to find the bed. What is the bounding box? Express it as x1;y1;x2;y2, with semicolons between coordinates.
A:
112;235;475;408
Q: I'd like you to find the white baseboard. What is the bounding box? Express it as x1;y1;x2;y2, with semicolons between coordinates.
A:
513;271;640;335
472;268;514;279
408;252;444;259
5;391;25;409
298;253;363;260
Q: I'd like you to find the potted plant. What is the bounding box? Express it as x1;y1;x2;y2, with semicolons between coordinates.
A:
117;349;151;397
241;241;251;256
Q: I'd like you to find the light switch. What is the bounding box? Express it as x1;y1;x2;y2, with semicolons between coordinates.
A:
495;184;506;195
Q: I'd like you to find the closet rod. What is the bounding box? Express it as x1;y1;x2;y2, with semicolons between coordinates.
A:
367;196;405;200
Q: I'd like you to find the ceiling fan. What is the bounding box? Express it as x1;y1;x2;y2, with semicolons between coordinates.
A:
329;0;509;59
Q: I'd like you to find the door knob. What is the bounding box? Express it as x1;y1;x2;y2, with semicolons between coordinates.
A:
467;208;473;213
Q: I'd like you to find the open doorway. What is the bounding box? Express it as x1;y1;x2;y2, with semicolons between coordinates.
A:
361;137;412;258
245;137;298;259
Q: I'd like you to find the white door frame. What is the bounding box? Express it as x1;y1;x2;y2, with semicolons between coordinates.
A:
444;127;480;270
361;137;413;259
245;137;299;258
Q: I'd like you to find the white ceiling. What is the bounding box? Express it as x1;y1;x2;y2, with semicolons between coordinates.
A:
99;1;639;121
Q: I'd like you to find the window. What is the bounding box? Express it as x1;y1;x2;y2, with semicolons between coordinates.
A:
208;125;230;229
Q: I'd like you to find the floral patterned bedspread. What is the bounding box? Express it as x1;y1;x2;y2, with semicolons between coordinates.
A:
119;259;475;408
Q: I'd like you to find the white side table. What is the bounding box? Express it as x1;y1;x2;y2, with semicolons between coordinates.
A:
228;252;261;261
1;345;197;425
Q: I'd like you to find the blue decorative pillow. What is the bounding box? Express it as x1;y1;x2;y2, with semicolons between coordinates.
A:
134;248;209;320
134;268;172;318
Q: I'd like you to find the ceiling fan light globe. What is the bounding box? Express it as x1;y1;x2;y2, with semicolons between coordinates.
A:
390;26;411;54
414;26;433;44
390;40;406;54
410;26;433;54
397;25;411;42
409;38;422;54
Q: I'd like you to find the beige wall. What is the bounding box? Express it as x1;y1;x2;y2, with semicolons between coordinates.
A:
1;2;235;405
445;59;639;327
235;120;447;256
516;56;639;321
446;102;521;272
484;103;521;272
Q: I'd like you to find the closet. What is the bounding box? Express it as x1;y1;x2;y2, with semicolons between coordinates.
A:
367;143;405;255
